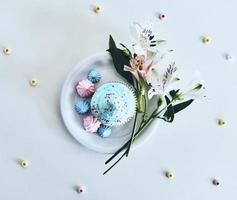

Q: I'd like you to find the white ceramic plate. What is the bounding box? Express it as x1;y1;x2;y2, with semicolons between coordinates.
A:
60;52;159;154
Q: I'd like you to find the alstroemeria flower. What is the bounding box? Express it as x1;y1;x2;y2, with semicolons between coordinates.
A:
124;55;153;82
130;22;165;57
147;62;179;99
147;67;206;101
178;71;206;100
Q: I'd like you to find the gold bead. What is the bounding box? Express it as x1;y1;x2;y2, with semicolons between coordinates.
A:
218;119;226;126
20;160;30;168
29;79;38;87
165;171;173;179
94;5;101;13
202;36;210;44
3;47;12;55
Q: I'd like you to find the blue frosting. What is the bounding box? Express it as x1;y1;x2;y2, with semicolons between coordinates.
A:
97;124;112;138
75;99;90;114
87;69;101;84
91;82;136;126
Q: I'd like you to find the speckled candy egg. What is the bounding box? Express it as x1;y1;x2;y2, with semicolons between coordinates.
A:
90;82;137;127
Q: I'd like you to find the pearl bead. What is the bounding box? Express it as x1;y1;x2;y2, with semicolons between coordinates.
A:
159;13;166;20
94;5;101;13
225;54;233;61
212;179;220;186
202;36;211;44
29;79;38;87
165;171;173;179
76;186;84;193
20;160;30;168
218;119;226;126
3;47;12;55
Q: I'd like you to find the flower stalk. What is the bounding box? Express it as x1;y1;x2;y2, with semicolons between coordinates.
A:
104;32;205;175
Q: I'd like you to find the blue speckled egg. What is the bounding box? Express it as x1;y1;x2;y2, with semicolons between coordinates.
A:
87;69;101;84
75;99;90;114
97;124;112;138
91;82;137;126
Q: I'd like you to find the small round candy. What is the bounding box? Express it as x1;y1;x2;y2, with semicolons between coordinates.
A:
218;119;226;126
165;171;173;179
20;160;30;168
159;13;166;20
75;99;90;114
87;69;101;84
225;54;233;61
97;124;112;138
202;36;211;44
94;5;102;13
3;47;12;55
29;79;38;86
76;186;84;193
212;179;220;186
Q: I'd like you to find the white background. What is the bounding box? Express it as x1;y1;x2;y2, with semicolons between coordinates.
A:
0;0;237;199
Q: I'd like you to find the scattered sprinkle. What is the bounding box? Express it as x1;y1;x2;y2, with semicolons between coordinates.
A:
3;47;12;55
218;119;226;126
202;36;211;44
29;79;38;87
225;53;233;61
20;160;30;168
165;171;173;179
159;13;166;20
76;186;84;194
94;5;102;13
212;179;220;186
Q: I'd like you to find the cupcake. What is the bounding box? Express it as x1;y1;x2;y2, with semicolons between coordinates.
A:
91;82;137;127
76;80;95;98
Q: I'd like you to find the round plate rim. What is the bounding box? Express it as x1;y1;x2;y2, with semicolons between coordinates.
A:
60;51;158;154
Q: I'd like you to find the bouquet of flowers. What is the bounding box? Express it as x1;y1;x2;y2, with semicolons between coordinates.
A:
103;22;205;174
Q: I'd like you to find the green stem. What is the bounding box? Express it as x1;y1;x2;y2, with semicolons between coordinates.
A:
126;111;138;156
140;94;147;127
105;111;156;165
154;98;176;117
103;97;176;174
103;151;127;175
103;117;155;174
105;105;160;165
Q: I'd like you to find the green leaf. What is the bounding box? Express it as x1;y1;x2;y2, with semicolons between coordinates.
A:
169;89;180;99
173;99;194;114
157;39;166;44
169;90;176;98
120;43;132;58
163;96;174;122
107;35;134;86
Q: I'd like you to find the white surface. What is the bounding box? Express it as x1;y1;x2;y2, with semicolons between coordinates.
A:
0;0;237;199
61;52;158;153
